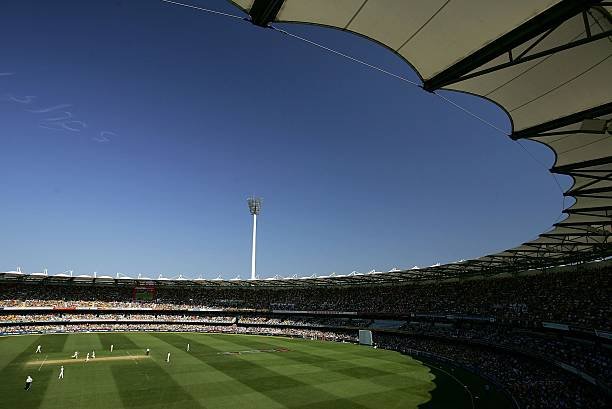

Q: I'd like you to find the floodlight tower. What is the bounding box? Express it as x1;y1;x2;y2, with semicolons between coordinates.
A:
247;196;262;280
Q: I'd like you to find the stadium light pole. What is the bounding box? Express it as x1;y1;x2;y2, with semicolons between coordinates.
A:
247;196;262;280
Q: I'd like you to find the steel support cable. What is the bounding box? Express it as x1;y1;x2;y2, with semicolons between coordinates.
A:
161;0;245;20
270;24;569;220
162;0;570;230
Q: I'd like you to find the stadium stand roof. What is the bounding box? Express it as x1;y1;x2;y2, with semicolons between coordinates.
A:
1;1;610;287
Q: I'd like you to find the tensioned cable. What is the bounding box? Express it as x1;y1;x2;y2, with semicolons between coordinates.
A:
271;24;568;214
516;139;567;220
159;0;516;138
161;0;245;20
270;26;422;88
431;90;509;136
435;87;567;217
271;25;516;138
160;0;569;217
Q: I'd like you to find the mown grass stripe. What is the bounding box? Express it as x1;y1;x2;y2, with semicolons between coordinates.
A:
199;333;401;387
135;332;287;408
40;334;125;409
97;332;141;351
1;332;511;409
203;334;434;403
0;334;42;371
196;334;437;403
0;334;69;409
151;332;373;409
105;332;204;409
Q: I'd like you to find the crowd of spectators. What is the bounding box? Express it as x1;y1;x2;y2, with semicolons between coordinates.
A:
237;315;370;328
1;263;609;329
398;322;612;383
0;322;355;342
376;333;610;409
0;313;235;323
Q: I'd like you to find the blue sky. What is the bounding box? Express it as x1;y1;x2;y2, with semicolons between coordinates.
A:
0;0;569;278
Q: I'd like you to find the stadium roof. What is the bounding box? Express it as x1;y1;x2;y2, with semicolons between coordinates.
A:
2;1;610;287
228;0;612;282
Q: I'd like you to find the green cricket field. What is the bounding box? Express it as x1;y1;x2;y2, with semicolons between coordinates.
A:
0;332;513;408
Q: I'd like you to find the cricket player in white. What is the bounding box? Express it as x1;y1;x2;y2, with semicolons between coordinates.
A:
71;351;79;359
25;375;33;391
35;345;42;354
91;351;96;359
166;352;171;363
187;343;190;352
58;366;64;379
110;344;114;352
85;353;90;362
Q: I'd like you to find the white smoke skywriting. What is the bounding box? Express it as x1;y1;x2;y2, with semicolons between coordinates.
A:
1;73;117;143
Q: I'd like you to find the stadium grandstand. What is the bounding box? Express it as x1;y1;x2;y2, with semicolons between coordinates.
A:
1;261;611;408
1;1;611;409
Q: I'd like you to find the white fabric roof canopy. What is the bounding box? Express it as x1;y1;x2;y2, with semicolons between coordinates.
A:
222;1;612;282
0;1;608;287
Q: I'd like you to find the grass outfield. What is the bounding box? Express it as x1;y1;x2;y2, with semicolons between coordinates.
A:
0;332;512;408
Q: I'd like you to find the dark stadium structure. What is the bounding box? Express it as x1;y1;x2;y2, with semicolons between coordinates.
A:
2;1;611;408
1;261;611;408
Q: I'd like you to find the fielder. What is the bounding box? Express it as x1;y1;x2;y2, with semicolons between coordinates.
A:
91;351;96;359
166;352;171;363
187;343;190;352
110;344;114;352
35;345;42;354
146;348;150;356
58;366;64;380
71;351;79;359
25;375;33;391
85;353;90;362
